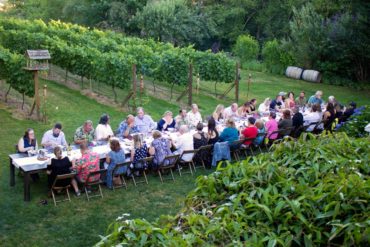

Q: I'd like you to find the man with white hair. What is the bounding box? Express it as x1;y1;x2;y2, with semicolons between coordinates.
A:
117;114;139;138
186;104;202;127
308;91;323;105
171;125;194;161
328;95;337;105
135;107;156;133
223;103;239;119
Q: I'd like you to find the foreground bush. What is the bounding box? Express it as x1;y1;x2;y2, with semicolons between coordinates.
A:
339;106;370;138
97;133;369;246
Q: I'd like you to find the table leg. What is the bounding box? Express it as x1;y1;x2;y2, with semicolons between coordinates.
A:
9;157;15;187
24;171;30;202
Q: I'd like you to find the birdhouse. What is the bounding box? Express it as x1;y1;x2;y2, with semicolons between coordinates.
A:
24;50;51;71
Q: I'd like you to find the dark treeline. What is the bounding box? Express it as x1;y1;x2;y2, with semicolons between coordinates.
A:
2;0;370;84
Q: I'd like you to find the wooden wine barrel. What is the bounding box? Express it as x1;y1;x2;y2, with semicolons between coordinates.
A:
302;69;321;83
285;66;303;80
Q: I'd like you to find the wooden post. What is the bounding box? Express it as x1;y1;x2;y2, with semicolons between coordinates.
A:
235;62;240;103
188;64;193;106
34;71;40;120
140;75;144;106
132;64;137;109
43;84;47;123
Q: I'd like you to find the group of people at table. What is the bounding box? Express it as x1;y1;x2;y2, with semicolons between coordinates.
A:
17;91;358;197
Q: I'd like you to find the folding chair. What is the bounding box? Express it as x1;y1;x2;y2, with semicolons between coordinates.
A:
50;173;76;206
229;139;244;161
312;121;324;135
290;125;304;139
239;138;256;158
112;161;131;190
303;122;319;133
195;144;213;170
178;149;199;176
254;132;268;153
131;156;153;186
157;154;180;183
84;169;107;201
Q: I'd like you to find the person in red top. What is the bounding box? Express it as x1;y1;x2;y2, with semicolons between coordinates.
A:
242;117;258;146
72;142;100;184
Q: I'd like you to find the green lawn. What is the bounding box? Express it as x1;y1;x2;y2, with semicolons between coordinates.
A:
0;70;368;247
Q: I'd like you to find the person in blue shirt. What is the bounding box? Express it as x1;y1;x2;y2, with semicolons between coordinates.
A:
308;91;323;105
116;115;139;138
269;95;284;111
157;111;176;131
219;118;239;144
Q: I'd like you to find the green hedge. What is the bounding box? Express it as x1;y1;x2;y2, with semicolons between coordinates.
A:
97;133;369;246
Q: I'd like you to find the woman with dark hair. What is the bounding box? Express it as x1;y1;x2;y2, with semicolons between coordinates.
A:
285;92;295;109
18;128;38;153
249;99;257;112
323;103;336;130
193;123;208;149
278;109;293;136
238;102;252;117
207;117;219;145
105;138;127;189
47;146;80;196
95;114;114;141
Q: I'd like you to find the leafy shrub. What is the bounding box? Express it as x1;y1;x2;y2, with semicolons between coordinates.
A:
339;105;370;138
243;60;265;72
233;34;259;64
97;133;370;246
262;39;295;75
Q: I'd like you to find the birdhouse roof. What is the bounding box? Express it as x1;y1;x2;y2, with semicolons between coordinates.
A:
25;50;51;60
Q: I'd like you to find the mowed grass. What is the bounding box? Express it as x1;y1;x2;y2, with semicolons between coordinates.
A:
0;79;210;247
0;70;369;247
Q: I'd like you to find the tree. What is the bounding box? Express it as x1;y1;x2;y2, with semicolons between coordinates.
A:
233;34;259;64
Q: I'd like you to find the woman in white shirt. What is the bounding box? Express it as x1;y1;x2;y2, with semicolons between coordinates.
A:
187;104;202;128
304;104;322;131
95;114;114;141
258;98;271;114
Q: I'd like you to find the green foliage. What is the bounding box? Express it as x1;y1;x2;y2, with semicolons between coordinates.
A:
339;106;370;138
233;34;259;64
0;45;33;97
97;133;370;246
262;39;295;75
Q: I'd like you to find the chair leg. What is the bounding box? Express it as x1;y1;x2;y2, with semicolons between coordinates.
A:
121;175;128;189
170;168;175;182
52;190;57;206
158;170;163;183
85;187;90;201
131;175;137;187
177;165;182;177
66;188;71;202
143;171;148;185
99;185;103;198
189;162;194;175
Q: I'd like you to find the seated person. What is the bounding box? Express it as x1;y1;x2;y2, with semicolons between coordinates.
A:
72;143;100;186
323;103;336;130
18;128;38;153
269;94;284;111
207;117;219;145
303;104;322;131
292;107;304;128
212;104;224;122
308;91;323;106
258;98;271;114
238;102;252;117
41;123;67;151
285;92;296;109
95;114;114;141
105;139;127;189
265;112;278;141
150;130;173;169
249;99;257;112
341;102;357;123
193;123;208;149
130;134;151;176
175;109;188;129
157;111;176;131
135;107;156;133
253;120;266;146
241;117;258;146
187;104;202;128
278;110;293;136
116;114;139;138
171;125;194;162
47;146;80;196
219;118;239;145
295;91;307;108
223;103;239;119
74;120;96;145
